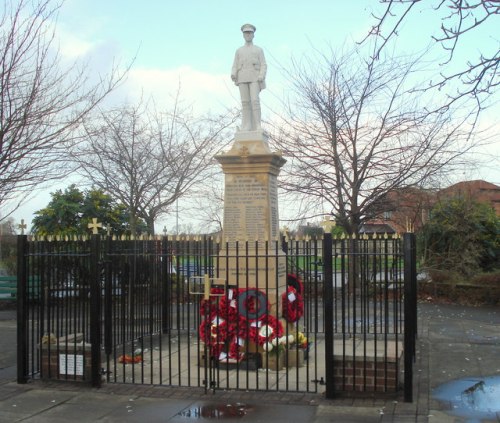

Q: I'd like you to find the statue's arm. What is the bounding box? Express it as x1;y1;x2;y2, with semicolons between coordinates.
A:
231;51;239;82
258;49;267;82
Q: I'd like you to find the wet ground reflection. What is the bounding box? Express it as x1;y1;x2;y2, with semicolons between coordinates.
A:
177;403;250;419
433;375;500;422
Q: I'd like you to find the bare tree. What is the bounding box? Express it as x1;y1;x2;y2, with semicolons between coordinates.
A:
270;48;478;235
73;99;236;234
187;174;225;234
364;0;499;112
0;0;126;216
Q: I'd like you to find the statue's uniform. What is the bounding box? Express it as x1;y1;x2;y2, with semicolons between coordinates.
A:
231;45;267;88
231;44;267;131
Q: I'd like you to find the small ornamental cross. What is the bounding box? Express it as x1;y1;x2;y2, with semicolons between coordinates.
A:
163;226;168;236
238;146;250;157
18;219;27;235
88;218;102;235
320;216;336;233
405;217;414;233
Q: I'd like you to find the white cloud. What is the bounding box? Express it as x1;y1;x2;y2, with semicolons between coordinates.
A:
58;33;94;59
122;66;238;114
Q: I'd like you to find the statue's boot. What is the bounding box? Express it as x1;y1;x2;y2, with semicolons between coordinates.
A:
251;102;262;130
241;101;252;131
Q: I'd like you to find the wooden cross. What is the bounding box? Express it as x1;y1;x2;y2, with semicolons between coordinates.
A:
88;218;102;235
320;216;336;233
189;275;226;300
18;219;27;235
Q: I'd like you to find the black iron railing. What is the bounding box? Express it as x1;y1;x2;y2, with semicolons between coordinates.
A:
17;233;416;400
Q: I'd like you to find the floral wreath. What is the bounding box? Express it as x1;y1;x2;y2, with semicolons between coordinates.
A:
248;314;283;346
237;288;269;321
198;287;284;360
200;287;225;316
281;274;304;323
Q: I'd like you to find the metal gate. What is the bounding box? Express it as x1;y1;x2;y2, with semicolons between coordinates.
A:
17;232;416;400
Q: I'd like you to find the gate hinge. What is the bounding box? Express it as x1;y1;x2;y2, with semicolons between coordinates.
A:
311;377;325;385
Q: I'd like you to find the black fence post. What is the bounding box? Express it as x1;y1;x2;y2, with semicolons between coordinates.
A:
89;234;102;387
103;235;112;357
403;232;417;402
161;236;170;334
16;235;28;384
323;233;335;399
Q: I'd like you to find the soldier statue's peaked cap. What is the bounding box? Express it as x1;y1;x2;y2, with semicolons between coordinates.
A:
241;24;256;33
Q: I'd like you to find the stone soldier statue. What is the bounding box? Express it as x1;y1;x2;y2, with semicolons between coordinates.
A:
231;24;267;131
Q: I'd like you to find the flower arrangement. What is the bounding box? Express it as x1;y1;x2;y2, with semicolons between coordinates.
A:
118;354;142;364
198;284;309;366
263;335;294;356
281;274;304;323
199;287;283;361
248;314;284;346
295;331;308;349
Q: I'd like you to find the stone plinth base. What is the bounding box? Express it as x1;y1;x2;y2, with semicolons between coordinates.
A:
217;246;286;317
40;333;91;381
217;246;287;291
228;130;272;155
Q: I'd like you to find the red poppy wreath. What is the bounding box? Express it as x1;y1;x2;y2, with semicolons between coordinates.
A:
281;274;304;323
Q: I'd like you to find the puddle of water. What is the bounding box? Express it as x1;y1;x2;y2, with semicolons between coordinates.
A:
433;376;500;422
177;403;250;419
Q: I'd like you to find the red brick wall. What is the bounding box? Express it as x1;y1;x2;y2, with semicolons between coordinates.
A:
332;358;400;392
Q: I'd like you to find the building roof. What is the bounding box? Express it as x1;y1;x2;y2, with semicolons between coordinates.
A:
359;223;396;234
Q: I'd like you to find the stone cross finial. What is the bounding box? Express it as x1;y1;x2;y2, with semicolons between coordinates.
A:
163;226;168;236
18;219;27;235
88;218;102;235
320;216;336;233
405;217;414;233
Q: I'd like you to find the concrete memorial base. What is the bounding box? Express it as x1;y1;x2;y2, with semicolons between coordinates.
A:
40;333;92;381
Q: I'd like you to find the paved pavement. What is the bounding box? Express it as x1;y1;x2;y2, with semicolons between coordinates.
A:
0;303;499;422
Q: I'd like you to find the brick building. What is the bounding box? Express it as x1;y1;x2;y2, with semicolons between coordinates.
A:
361;180;500;234
437;180;500;216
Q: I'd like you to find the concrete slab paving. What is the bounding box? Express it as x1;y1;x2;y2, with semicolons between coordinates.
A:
314;405;383;422
99;397;195;422
0;389;77;421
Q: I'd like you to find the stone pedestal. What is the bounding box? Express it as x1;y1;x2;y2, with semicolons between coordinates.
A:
214;130;288;362
216;245;286;292
215;130;287;291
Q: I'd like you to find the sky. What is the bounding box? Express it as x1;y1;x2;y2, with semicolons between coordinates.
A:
5;0;500;233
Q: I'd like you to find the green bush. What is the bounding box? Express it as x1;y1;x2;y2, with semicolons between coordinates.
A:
418;269;500;306
419;197;499;276
0;235;16;275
